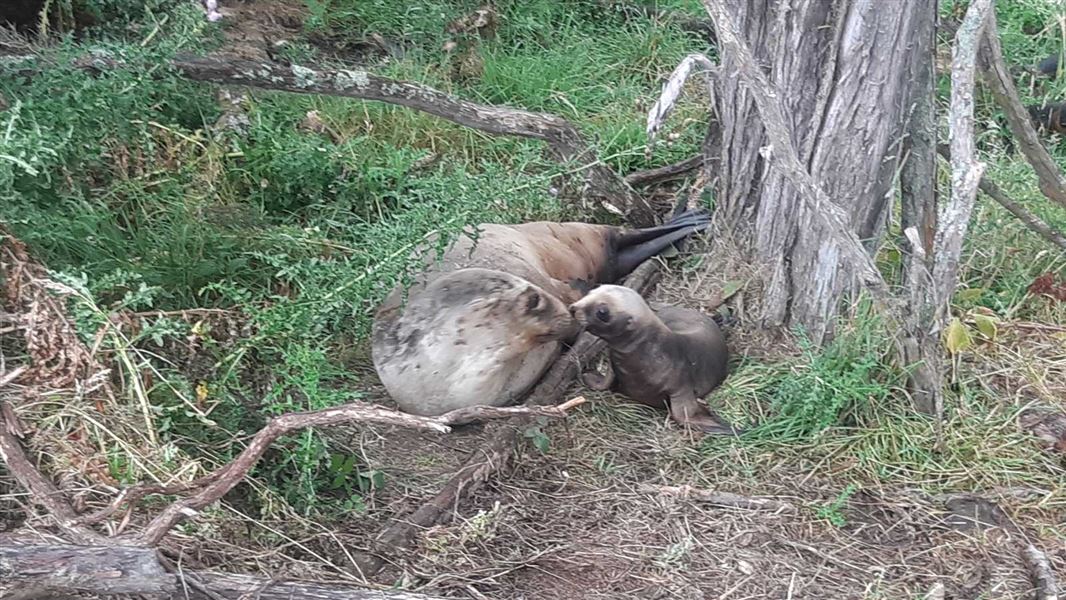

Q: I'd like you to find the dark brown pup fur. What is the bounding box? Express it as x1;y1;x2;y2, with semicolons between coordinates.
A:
569;284;737;435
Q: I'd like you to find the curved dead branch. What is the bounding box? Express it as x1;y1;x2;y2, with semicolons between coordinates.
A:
134;397;587;546
977;14;1066;211
167;55;655;225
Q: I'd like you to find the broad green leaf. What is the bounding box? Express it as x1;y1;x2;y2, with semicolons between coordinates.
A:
720;280;743;299
944;317;973;354
973;313;998;339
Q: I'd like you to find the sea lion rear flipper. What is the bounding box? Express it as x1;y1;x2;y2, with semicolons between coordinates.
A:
668;391;739;436
612;210;711;277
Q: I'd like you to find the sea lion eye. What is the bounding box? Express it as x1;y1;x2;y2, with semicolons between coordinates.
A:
595;306;610;322
525;290;541;312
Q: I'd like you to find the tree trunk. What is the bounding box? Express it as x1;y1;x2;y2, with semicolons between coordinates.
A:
898;0;942;415
711;0;935;343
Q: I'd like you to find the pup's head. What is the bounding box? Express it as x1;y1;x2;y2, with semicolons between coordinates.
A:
567;284;652;342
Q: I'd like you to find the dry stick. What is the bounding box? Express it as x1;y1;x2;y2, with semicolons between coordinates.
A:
637;484;796;513
935;0;991;321
1021;543;1060;600
0;402;105;545
135;398;588;546
624;155;704;187
0;366;27;389
0;541;450;600
85;401;586;526
0;54;655;224
165;55;655;226
937;144;1066;252
977;14;1066;211
354;260;663;579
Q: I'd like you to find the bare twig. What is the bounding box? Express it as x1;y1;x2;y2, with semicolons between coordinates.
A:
0;366;27;389
645;53;716;153
977;13;1066;211
937;144;1066;252
624;155;704;187
637;484;797;513
134;398;587;546
1022;544;1060;600
0;401;105;544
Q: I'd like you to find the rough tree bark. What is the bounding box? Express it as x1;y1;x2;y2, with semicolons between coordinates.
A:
898;0;942;415
708;0;936;343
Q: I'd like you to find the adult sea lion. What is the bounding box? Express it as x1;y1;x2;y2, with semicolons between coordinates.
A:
567;284;737;434
372;209;710;416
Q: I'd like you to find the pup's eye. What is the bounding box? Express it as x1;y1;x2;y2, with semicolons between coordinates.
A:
595;306;610;322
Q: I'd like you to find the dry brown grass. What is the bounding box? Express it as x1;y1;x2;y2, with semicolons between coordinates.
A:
2;226;1065;599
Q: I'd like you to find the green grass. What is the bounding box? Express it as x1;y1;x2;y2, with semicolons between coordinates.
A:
1;0;1064;523
0;0;714;516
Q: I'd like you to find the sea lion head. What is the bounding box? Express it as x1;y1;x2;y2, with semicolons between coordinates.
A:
567;284;653;343
510;283;581;344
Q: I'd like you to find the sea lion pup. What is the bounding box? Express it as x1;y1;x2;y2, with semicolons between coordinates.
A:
568;284;737;435
372;209;711;416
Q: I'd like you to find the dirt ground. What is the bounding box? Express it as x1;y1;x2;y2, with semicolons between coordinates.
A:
2;4;1064;599
156;244;1066;600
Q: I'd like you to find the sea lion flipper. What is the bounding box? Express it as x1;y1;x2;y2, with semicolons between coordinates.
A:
581;362;615;391
613;212;711;277
668;391;738;436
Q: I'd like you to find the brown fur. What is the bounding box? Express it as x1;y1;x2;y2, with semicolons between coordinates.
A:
371;212;710;416
569;284;736;435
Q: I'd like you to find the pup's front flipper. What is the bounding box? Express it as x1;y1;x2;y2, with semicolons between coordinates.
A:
581;359;615;391
668;391;740;436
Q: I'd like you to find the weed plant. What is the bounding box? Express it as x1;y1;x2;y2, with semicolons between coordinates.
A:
1;0;1063;523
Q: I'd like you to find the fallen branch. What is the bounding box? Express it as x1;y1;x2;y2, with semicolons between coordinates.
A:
0;541;448;600
1022;543;1060;600
355;260;663;579
0;402;104;545
0;53;656;225
977;13;1066;211
135;397;588;546
637;484;796;513
0;366;27;389
937;144;1066;252
168;55;655;225
624;155;704;187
